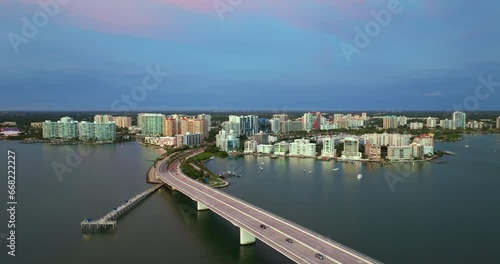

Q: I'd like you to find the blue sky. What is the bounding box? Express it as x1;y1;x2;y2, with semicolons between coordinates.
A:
0;0;499;111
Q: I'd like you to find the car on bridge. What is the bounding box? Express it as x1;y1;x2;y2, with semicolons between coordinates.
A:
260;224;266;229
286;238;293;243
315;253;324;260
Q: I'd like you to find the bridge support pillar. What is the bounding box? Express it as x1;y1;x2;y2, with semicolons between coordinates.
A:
196;201;209;211
240;228;256;245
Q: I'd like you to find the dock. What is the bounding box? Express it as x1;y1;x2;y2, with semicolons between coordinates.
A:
81;183;163;233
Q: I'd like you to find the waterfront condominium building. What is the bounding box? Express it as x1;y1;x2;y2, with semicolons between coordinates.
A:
365;144;382;160
321;138;335;158
383;116;399;129
244;140;258;153
302;113;313;131
138;113;165;136
497;116;500;129
78;121;95;141
289;139;316;157
57;117;79;139
216;129;240;152
94;115;114;123
257;144;274;154
387;146;412;160
452;111;466;130
42;120;59;139
114;116;132;128
273;141;289;155
341;137;362;160
95;122;116;141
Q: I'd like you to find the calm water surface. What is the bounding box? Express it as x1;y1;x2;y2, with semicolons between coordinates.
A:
0;134;499;263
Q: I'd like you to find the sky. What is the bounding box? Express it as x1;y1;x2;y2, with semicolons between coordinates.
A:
0;0;499;111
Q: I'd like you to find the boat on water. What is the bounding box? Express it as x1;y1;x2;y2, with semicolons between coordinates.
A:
210;156;215;160
271;155;278;159
261;162;265;165
357;174;363;179
465;145;470;148
260;167;263;170
443;151;456;155
303;169;306;172
308;171;312;174
333;168;340;171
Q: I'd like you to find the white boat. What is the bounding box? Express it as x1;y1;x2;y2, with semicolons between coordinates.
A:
303;169;306;172
210;156;215;160
308;171;311;174
261;162;265;165
260;167;263;170
333;168;340;171
465;145;470;148
357;174;363;179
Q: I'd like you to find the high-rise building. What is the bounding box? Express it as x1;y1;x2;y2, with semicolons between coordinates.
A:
95;122;116;141
272;114;288;122
302;113;313;131
383;116;398;129
409;122;424;130
78;121;95;141
289;139;316;157
270;118;280;133
452;111;466;130
163;118;177;136
216;129;240;152
227;115;258;136
244;140;258;153
138;113;165;136
114;116;132;128
94;115;114;123
426;117;437;128
279;120;303;133
397;116;407;126
273;141;289;155
222;121;241;138
58;117;79;139
440;119;453;129
341;137;362;159
497;116;500;129
321;138;335;158
183;132;202;147
388;146;412;160
42;120;59;139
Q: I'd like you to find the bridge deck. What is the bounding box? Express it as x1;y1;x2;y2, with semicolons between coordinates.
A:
157;151;382;264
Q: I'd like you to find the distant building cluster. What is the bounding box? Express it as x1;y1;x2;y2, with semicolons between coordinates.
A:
144;132;203;148
42;116;117;141
382;111;467;130
137;113;210;139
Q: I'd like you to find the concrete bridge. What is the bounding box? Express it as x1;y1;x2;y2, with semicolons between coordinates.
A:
156;151;382;264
